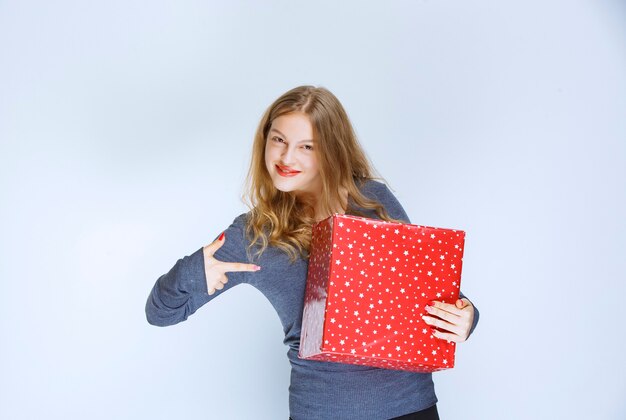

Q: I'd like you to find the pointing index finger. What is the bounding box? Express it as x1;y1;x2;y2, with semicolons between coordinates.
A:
220;261;261;273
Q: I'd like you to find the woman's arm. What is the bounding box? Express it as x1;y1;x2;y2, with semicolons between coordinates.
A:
145;214;256;327
145;247;207;326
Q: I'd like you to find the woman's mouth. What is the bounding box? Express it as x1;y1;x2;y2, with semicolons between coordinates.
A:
276;164;301;177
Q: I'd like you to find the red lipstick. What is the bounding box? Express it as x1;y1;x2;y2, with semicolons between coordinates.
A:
276;164;301;177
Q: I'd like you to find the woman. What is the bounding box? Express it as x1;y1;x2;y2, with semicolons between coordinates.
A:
145;85;479;420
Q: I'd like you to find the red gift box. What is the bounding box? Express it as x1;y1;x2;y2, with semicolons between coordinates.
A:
299;214;466;373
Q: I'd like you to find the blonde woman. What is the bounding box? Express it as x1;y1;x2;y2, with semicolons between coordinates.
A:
145;86;479;420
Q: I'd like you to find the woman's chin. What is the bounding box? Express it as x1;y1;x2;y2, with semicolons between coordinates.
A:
273;183;309;197
272;182;297;193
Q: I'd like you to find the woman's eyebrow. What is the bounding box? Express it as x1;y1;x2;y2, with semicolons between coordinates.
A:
269;128;315;143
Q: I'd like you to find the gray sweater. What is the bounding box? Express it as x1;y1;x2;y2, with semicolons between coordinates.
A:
145;179;479;420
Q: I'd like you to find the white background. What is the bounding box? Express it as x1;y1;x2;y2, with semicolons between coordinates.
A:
1;1;625;419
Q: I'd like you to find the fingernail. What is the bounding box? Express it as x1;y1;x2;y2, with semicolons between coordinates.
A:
219;232;225;241
422;315;430;322
425;305;432;312
254;265;261;271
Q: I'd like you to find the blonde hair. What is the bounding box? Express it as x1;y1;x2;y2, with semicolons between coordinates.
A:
243;85;400;262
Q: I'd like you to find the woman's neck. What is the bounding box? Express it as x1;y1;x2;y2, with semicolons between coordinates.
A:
313;187;348;222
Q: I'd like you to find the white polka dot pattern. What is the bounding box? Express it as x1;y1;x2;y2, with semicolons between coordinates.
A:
299;214;465;373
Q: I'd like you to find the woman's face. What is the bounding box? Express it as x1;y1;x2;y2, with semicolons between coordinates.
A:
264;112;322;196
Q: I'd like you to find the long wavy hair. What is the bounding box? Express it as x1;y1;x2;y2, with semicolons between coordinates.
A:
243;85;401;262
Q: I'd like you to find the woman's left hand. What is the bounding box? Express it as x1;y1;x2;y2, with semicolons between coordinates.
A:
422;298;474;343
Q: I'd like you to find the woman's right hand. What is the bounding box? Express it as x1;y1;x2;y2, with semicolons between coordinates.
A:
202;232;261;295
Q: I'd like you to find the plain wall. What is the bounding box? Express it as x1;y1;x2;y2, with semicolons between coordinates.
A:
1;1;625;419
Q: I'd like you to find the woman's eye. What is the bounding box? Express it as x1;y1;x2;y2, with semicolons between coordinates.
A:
303;145;314;151
272;136;284;143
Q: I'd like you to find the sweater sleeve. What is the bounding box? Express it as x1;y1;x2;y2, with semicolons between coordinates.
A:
367;181;411;224
371;181;480;339
145;214;251;327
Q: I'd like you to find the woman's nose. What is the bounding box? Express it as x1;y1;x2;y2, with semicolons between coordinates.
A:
281;146;296;165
